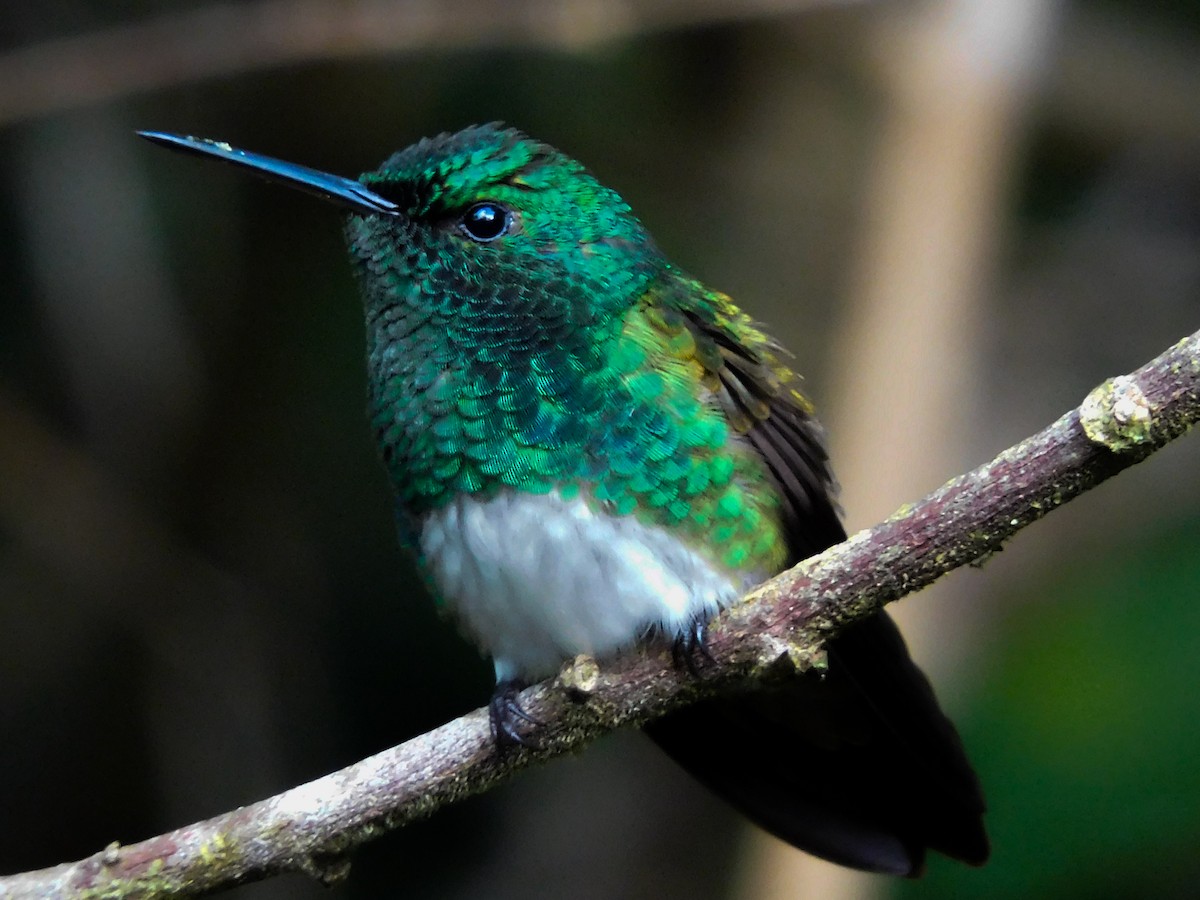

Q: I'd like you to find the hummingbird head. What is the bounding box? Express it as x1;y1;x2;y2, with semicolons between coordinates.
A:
140;124;664;333
345;123;663;331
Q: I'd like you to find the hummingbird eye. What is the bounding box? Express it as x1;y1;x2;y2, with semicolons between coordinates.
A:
459;202;512;243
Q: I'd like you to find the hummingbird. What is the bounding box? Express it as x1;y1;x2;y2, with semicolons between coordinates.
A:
140;123;988;876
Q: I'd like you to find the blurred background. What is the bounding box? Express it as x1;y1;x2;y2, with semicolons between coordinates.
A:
1;0;1199;897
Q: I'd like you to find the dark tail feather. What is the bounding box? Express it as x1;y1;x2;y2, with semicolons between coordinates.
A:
644;612;988;876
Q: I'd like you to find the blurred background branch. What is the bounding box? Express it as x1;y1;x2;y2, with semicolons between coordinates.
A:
1;0;1199;155
2;1;1199;899
0;0;866;126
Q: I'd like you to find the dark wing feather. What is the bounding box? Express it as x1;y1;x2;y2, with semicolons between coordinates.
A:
645;302;988;875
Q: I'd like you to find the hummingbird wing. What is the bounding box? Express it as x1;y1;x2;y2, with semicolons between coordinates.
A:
643;286;988;875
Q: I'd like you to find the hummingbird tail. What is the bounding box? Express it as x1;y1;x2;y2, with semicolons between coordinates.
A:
644;611;989;876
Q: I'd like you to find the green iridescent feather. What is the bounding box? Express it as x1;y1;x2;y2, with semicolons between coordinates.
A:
347;124;837;580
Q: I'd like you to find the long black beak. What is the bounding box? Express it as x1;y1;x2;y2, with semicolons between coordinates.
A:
137;131;400;217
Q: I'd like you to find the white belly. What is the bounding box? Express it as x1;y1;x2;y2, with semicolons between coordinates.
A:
418;491;750;681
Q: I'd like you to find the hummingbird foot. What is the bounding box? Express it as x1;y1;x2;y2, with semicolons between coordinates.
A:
489;679;542;749
671;614;717;677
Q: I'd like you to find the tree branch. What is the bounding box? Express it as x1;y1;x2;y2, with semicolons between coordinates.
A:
2;328;1198;900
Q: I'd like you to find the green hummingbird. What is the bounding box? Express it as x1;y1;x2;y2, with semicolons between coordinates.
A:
140;123;988;876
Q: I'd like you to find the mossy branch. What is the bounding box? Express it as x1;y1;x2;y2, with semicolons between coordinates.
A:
2;328;1198;900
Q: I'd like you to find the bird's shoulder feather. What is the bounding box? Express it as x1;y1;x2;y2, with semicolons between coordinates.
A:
640;273;846;562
